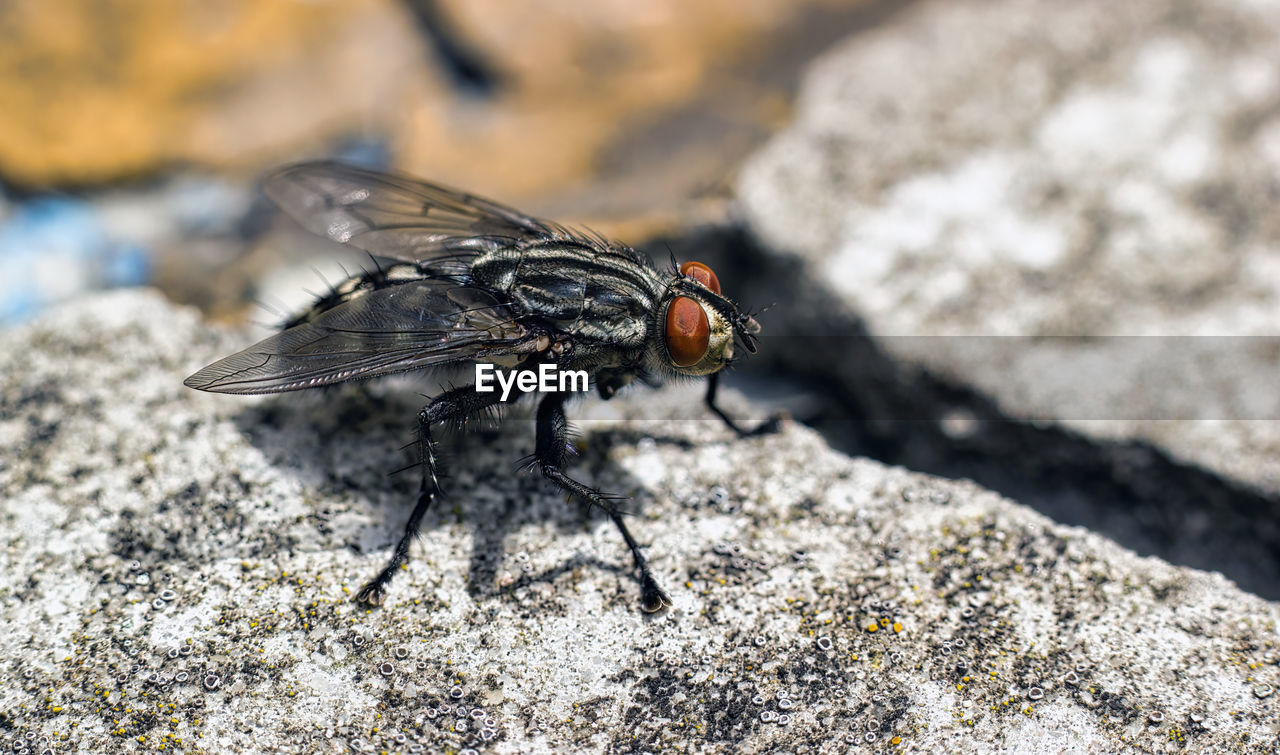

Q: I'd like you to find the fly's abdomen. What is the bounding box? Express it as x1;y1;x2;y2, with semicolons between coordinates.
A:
285;263;429;328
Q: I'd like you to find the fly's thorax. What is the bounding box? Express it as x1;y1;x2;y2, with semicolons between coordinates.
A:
470;241;664;347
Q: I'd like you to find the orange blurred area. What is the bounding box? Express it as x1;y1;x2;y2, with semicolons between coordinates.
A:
0;1;422;185
0;0;881;232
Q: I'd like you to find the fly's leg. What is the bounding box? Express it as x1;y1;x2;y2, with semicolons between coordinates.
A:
704;372;785;438
355;384;508;607
534;393;672;613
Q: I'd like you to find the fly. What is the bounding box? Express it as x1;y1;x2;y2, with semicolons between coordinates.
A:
185;161;779;612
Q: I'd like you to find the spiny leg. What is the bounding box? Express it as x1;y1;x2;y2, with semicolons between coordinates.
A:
534;393;671;613
355;383;507;607
704;372;785;438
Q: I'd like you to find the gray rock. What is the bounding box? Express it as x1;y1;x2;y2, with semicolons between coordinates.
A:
738;0;1280;493
2;289;1277;752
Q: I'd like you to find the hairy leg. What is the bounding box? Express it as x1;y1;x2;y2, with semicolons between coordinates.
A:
534;393;671;612
355;383;508;607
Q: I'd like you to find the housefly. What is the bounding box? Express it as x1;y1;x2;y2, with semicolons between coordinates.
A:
185;162;778;612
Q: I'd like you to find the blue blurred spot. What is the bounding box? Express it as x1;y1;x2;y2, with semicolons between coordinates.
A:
0;288;38;324
104;243;152;287
0;194;155;326
334;139;392;170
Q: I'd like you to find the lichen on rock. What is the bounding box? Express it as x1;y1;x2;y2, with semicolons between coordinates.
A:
0;290;1276;752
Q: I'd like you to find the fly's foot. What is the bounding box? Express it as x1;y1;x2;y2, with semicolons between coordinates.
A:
722;410;789;439
706;374;789;439
354;581;388;607
736;410;788;438
640;574;672;613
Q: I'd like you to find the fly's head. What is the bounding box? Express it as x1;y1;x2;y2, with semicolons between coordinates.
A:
656;261;761;377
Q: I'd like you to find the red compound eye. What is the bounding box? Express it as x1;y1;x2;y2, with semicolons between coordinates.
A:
680;261;721;294
665;296;710;367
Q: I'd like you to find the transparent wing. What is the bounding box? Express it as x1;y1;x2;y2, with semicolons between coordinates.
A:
185;280;536;394
264;161;567;263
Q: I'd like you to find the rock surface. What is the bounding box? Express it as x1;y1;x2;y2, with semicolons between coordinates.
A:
738;0;1280;495
2;290;1278;752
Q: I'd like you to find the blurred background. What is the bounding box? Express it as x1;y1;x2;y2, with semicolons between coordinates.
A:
0;0;891;325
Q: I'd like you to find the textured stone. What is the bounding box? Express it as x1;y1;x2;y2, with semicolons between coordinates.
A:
1;289;1277;752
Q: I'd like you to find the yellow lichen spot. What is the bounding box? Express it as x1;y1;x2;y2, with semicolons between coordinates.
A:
866;623;878;633
956;684;963;691
892;622;903;633
891;736;901;745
